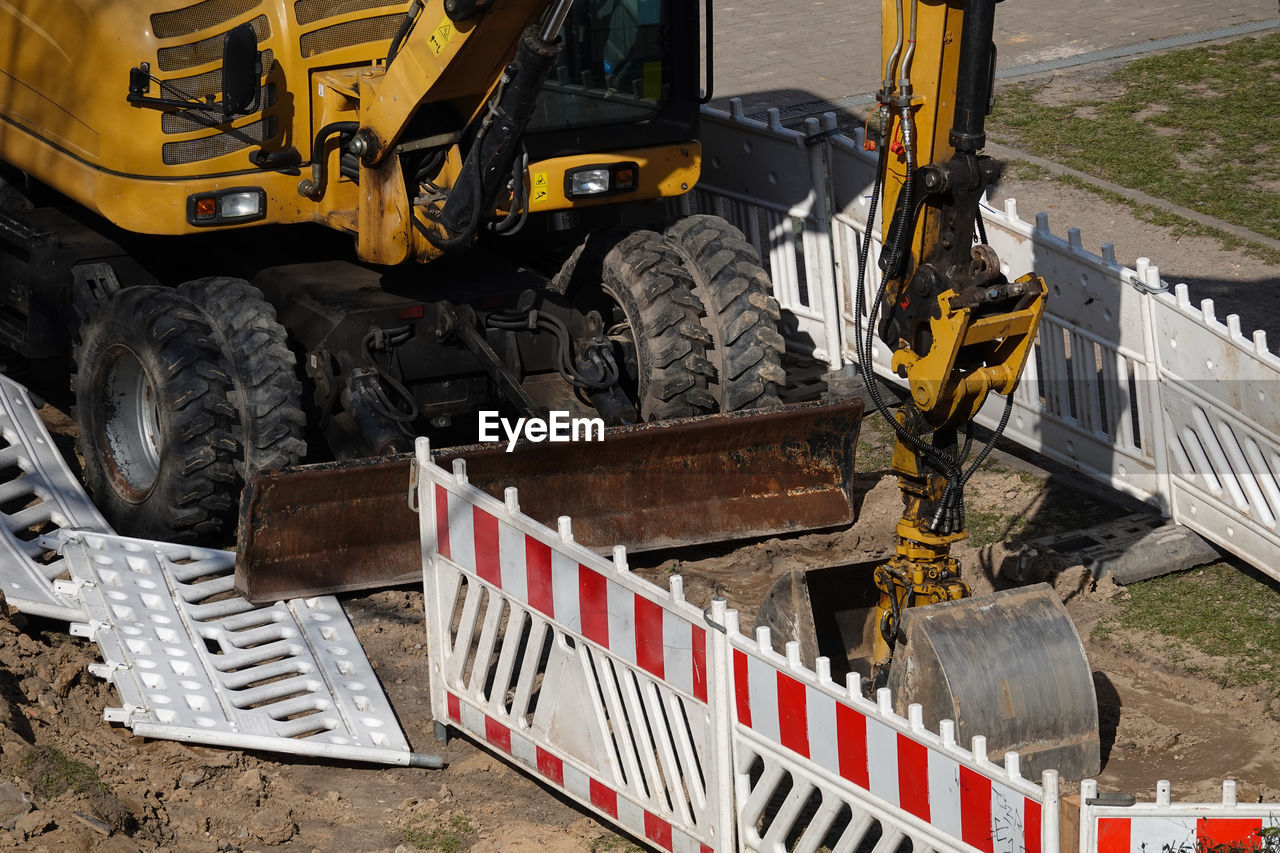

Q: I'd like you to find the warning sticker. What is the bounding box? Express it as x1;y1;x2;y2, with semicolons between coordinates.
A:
532;171;549;204
428;20;454;55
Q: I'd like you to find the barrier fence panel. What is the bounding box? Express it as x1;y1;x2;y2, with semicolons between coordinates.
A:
0;374;110;620
1079;780;1280;853
722;610;1058;853
58;530;418;765
416;438;735;853
410;435;1280;853
696;103;1280;585
1150;287;1280;573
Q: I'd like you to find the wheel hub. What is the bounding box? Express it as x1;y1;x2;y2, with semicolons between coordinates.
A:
100;346;162;500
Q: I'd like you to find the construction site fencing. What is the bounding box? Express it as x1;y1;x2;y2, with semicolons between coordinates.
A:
723;611;1056;853
416;438;1063;853
686;102;1280;583
418;437;735;853
1078;779;1280;853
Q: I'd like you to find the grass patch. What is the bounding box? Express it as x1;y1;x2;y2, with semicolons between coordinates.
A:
966;508;1023;548
1095;562;1280;695
1054;174;1280;266
1000;159;1051;183
19;746;109;800
965;477;1120;548
989;33;1280;243
402;814;475;853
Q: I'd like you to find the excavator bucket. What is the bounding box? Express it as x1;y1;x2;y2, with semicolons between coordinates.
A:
234;399;862;603
887;584;1101;781
758;572;1100;781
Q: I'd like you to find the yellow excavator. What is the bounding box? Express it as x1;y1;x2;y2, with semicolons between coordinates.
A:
0;0;1098;779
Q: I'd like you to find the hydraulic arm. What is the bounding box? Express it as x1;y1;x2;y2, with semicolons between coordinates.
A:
859;0;1046;664
755;0;1100;780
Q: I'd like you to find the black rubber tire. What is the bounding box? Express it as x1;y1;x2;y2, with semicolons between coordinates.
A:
72;286;240;543
600;230;716;420
665;215;786;411
177;277;306;478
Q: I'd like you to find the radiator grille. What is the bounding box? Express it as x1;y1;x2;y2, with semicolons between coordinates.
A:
294;0;406;26
157;15;270;71
161;84;278;134
158;49;276;102
299;13;401;57
151;0;261;39
162;117;276;165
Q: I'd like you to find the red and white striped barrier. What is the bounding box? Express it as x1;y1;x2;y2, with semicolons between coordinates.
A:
430;482;709;702
445;691;714;853
725;611;1055;853
1081;780;1280;853
413;439;1280;853
417;439;735;853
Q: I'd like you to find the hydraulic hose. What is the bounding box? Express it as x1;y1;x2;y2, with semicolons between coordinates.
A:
386;0;424;68
298;121;360;200
432;26;562;245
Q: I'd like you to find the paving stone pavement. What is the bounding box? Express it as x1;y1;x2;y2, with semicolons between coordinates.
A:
711;0;1279;113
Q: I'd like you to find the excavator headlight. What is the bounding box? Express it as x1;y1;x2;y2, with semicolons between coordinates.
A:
568;168;611;197
186;187;266;227
565;162;640;199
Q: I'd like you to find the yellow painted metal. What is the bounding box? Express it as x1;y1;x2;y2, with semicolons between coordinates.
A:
891;275;1047;427
525;143;701;213
0;0;694;254
868;1;1053;662
0;1;410;233
877;0;965;256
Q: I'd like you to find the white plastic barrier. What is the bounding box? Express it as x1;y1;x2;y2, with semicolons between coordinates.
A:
1150;288;1280;577
1079;780;1280;853
416;439;1067;853
725;613;1056;853
417;438;734;853
682;103;844;367
0;374;424;766
0;374;109;620
59;529;422;765
694;102;1280;582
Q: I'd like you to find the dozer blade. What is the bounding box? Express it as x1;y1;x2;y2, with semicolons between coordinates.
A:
887;584;1101;781
234;399;862;603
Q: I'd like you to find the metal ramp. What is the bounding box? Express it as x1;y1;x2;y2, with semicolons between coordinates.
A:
0;374;107;620
0;374;426;767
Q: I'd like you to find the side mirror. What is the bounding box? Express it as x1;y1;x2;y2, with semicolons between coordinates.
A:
221;23;261;117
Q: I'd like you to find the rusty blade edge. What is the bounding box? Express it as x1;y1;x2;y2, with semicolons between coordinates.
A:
235;398;863;603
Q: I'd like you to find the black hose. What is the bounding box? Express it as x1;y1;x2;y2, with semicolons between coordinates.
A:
855;111;963;488
485;311;619;390
386;0;424;68
361;328;419;424
418;148;486;250
301;121;360;200
491;150;529;235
